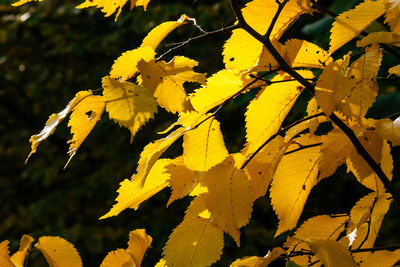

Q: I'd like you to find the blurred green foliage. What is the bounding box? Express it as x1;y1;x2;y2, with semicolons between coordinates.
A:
1;0;400;266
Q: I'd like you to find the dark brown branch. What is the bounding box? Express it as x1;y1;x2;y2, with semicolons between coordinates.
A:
284;143;322;155
241;112;325;169
264;0;289;38
156;24;239;61
351;245;400;253
231;0;400;205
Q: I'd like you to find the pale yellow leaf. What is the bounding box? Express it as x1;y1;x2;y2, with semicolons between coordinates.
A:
306;239;358;267
66;94;105;166
389;64;400;77
163;196;224;267
26;90;92;163
357;31;400;47
245;71;313;156
127;229;152;267
100;249;135;267
35;236;82;267
285;39;333;69
183;117;228;171
359;249;400;267
138;56;205;113
10;235;34;267
100;159;171;219
244;136;289;200
270;137;321;236
190;69;243;112
230;247;285;267
319;129;352;179
141;14;189;50
329;0;387;53
102;76;157;142
12;0;42;6
110;46;155;81
0;240;15;267
202;155;253;245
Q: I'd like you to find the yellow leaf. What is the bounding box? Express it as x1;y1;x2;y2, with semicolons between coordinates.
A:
190;69;243;112
127;229;152;267
66;94;105;166
329;0;387;53
285;39;333;69
100;159;171;219
270;137;321;236
359;249;400;267
26;90;92;163
12;0;42;6
389;64;400;77
154;258;166;267
244;71;313;156
306;239;358;267
306;97;321;137
102;76;157;142
242;0;305;38
223;29;264;71
230;247;285;267
375;117;400;146
163;196;224;267
166;157;199;206
138;56;206;113
319;129;352;179
202;155;253;245
183;116;228;171
10;235;34;267
134;127;186;186
0;240;15;267
253;40;285;73
357;31;400;47
110;46;155;81
35;236;82;267
100;249;135;267
244;136;289;200
141;14;189;50
385;0;400;34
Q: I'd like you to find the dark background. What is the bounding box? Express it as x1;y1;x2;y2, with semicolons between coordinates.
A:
1;0;400;266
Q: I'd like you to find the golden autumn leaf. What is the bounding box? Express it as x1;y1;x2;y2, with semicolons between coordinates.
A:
138;56;206;113
100;249;135;267
127;229;152;267
306;97;321;137
26;90;92;163
10;235;34;267
102;76;157;142
306;239;358;267
201;154;253;245
329;0;387;53
35;236;82;267
190;69;243;113
244;136;289;200
270;135;321;236
100;159;171;219
0;241;15;267
389;64;400;77
359;249;400;267
141;14;189;50
66;94;105;167
285;39;332;69
183;116;228;172
374;117;400;146
163;195;224;267
245;71;313;156
357;31;400;47
110;46;155;81
230;247;285;267
385;0;400;34
12;0;42;6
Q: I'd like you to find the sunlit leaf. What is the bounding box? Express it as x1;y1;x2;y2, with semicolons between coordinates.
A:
385;0;400;34
12;0;42;6
357;31;400;47
306;239;358;267
359;249;400;267
230;247;285;267
127;229;152;267
10;235;34;267
285;39;332;69
35;236;82;267
0;241;14;267
100;249;135;267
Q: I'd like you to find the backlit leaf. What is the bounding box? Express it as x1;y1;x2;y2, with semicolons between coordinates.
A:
183;116;228;171
127;229;152;267
285;39;332;69
306;239;358;267
202;155;253;245
66;94;105;166
100;249;135;267
138;56;206;113
35;236;82;267
329;0;386;53
357;31;400;47
385;0;400;34
389;64;400;77
110;46;155;81
26;90;92;163
102;76;157;142
100;159;171;219
375;117;400;146
270;136;321;236
230;247;285;267
12;0;42;6
0;241;14;267
359;249;400;267
10;235;34;267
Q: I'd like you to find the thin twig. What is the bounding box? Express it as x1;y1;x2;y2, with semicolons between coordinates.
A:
264;0;289;38
284;142;322;155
